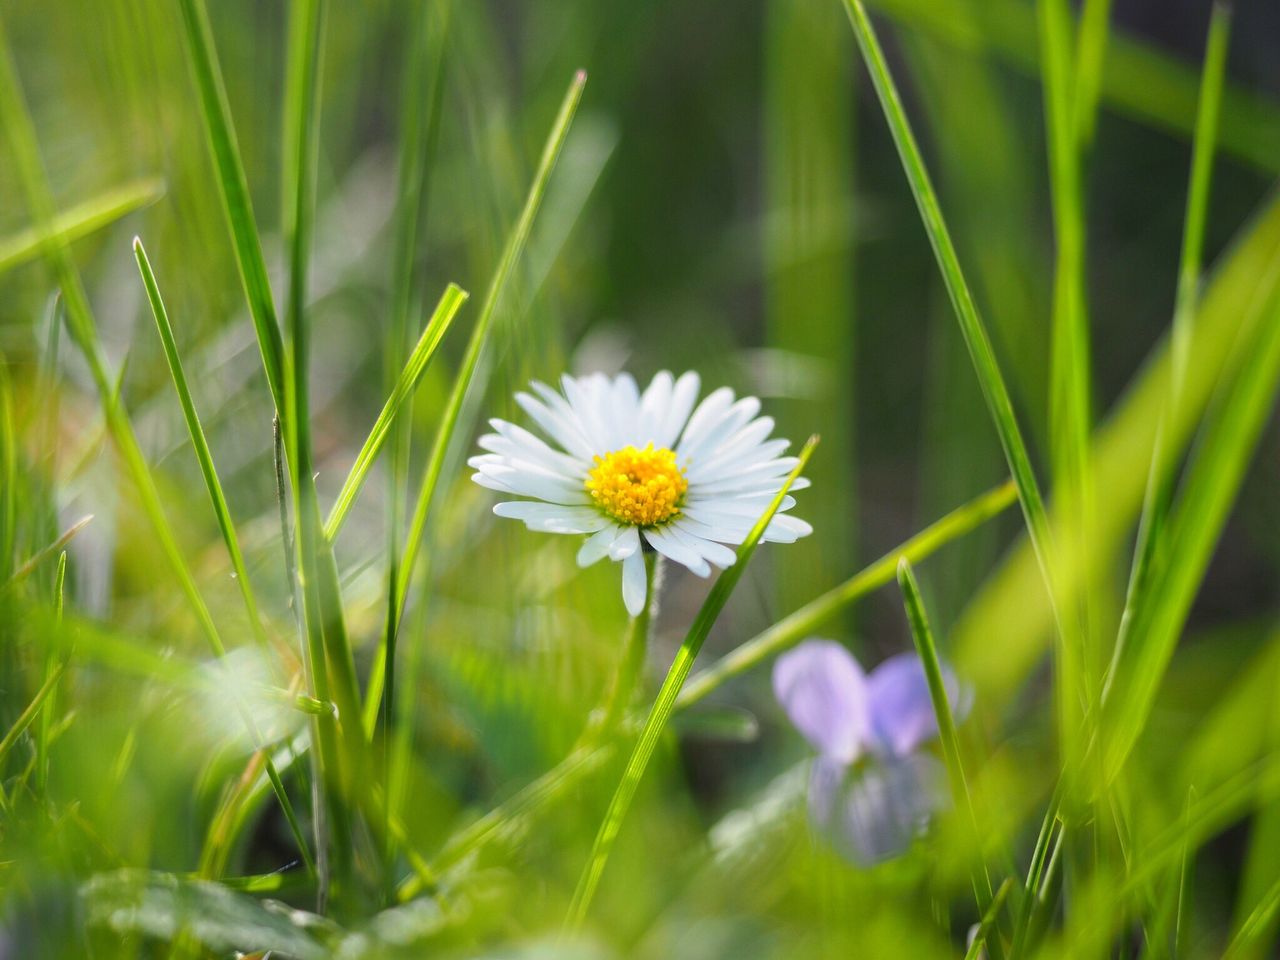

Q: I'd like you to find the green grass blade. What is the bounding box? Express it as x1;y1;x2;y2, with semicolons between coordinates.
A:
677;479;1017;709
175;0;286;411
366;69;587;727
1108;0;1231;735
0;659;67;771
897;558;999;947
134;237;269;650
35;550;68;795
0;353;15;584
1226;875;1280;960
322;282;469;543
1071;0;1112;149
866;0;1280;174
563;439;817;931
5;515;93;589
839;0;1063;635
0;178;164;275
1039;0;1093;515
964;879;1015;960
1103;290;1280;777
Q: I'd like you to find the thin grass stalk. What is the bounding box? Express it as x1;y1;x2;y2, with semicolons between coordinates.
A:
0;178;164;275
133;238;269;650
1071;0;1113;150
897;559;1000;954
4;516;93;589
838;0;1065;643
175;0;286;410
378;0;452;794
368;69;588;726
1101;288;1280;778
323;283;469;543
563;439;817;932
0;354;15;584
679;480;1017;708
35;552;67;795
279;0;363;892
1108;2;1232;701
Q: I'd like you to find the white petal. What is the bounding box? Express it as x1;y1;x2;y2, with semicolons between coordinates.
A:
687;438;792;484
612;373;641;446
764;513;814;542
621;549;648;617
486;419;588;474
578;524;628;567
675;386;734;455
472;463;591;505
643;526;711;577
679;397;761;465
683;495;796;519
669;523;738;568
637;370;674;444
493;502;609;534
674;515;751;545
561;374;614;452
515;389;596;460
658;371;701;449
608;524;641;560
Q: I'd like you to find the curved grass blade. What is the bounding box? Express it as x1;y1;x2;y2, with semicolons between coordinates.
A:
366;69;588;730
35;550;68;794
1071;0;1112;150
563;438;817;932
897;559;999;952
0;357;17;583
134;238;269;650
0;178;164;275
4;515;93;589
175;0;285;410
839;0;1063;637
1102;290;1280;779
1109;1;1232;700
323;282;469;543
678;479;1017;708
865;0;1280;174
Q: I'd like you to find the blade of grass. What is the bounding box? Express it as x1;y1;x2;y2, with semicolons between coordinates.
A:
322;282;469;543
35;550;67;795
0;178;164;275
4;515;93;589
366;69;587;732
175;0;285;411
677;479;1017;708
964;879;1015;960
397;477;1015;903
1109;2;1232;702
0;355;16;583
0;660;66;773
897;558;1000;953
379;0;452;836
865;0;1280;174
1225;875;1280;960
840;0;1064;642
278;0;360;894
1102;289;1280;778
134;237;269;651
1072;0;1112;150
563;439;817;931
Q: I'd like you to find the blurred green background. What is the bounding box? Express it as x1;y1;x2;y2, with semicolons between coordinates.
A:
3;0;1280;956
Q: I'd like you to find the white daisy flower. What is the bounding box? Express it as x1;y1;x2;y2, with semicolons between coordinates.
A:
469;370;813;616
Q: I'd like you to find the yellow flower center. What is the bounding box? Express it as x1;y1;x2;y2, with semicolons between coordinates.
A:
585;444;688;527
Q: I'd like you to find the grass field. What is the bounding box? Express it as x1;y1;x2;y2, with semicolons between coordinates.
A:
3;0;1280;956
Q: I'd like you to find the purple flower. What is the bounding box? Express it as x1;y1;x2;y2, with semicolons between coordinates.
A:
772;639;970;865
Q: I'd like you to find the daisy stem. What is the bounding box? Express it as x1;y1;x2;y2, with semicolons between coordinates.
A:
595;552;659;739
897;558;1002;957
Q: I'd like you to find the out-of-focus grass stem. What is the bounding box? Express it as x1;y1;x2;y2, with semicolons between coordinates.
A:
897;559;1000;955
